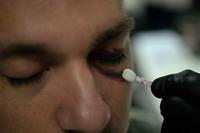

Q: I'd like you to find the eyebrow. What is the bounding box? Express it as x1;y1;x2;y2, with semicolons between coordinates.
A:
93;16;134;47
0;44;60;64
0;17;134;61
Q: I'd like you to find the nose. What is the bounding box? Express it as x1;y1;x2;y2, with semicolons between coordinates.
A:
56;61;111;132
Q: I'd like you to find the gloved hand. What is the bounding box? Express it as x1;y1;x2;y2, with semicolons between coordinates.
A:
151;70;200;133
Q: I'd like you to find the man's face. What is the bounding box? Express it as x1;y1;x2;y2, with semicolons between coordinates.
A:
0;0;134;133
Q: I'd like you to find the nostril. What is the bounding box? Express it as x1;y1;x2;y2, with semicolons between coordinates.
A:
57;102;111;132
62;130;80;133
74;103;111;132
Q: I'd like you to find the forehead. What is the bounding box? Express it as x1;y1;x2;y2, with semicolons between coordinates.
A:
0;0;124;51
0;0;122;8
0;0;122;14
0;0;123;31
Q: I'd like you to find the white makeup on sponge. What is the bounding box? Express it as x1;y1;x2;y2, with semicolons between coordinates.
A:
122;68;152;87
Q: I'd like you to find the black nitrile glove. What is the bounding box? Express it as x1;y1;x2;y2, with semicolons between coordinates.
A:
151;70;200;133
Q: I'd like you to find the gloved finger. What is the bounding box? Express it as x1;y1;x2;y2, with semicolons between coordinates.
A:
161;118;196;133
160;97;200;121
151;70;200;104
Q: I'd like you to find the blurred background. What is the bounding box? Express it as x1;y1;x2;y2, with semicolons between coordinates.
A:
122;0;200;132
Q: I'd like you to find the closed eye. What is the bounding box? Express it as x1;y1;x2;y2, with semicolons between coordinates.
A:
88;49;126;65
6;69;49;87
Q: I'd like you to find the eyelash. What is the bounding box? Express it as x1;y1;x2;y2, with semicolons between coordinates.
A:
88;49;126;65
7;70;45;87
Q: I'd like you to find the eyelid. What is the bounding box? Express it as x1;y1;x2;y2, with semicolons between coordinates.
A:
0;57;46;79
88;48;126;65
6;69;48;87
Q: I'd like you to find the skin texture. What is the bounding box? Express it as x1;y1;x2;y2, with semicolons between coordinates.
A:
0;0;134;133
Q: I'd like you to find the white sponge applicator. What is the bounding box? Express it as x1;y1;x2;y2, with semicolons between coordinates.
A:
122;68;152;87
122;68;136;82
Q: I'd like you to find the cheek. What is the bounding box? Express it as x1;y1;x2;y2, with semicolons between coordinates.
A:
0;80;58;133
93;69;133;124
0;91;30;132
0;97;59;133
102;80;133;118
0;87;29;132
